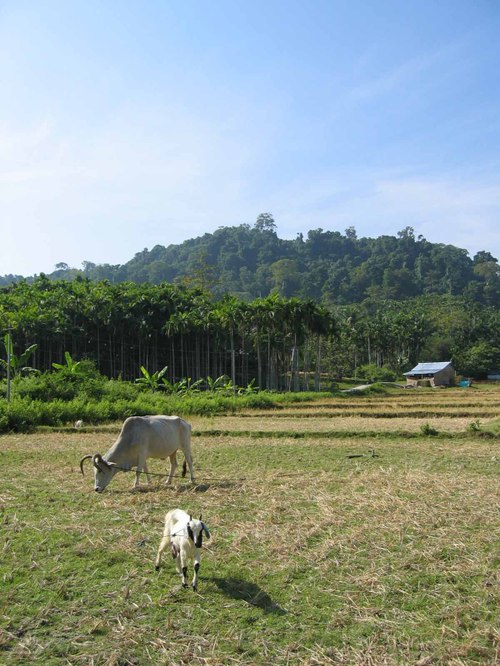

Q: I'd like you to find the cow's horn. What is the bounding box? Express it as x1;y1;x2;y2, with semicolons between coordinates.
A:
93;453;113;470
79;454;93;476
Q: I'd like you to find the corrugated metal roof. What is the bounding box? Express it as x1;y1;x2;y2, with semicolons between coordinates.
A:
404;362;452;376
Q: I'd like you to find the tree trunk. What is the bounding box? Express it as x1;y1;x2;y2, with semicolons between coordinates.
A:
257;337;262;389
315;335;322;391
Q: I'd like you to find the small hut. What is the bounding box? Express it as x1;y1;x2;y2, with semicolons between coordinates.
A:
404;361;455;387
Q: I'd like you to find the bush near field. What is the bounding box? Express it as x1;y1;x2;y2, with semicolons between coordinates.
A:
0;364;343;432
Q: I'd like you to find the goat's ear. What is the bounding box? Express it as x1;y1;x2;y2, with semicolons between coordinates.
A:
199;514;203;521
202;523;211;539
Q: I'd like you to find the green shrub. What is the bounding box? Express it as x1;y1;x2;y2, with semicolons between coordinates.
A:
466;419;482;432
14;368;108;402
356;364;398;383
0;377;335;433
420;422;439;436
104;379;142;401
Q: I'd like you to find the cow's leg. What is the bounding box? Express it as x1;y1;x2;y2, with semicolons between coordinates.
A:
165;452;177;485
183;449;195;482
134;459;151;487
143;460;152;485
134;468;141;488
180;426;195;482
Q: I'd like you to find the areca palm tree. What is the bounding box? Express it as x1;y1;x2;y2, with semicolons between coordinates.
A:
308;304;335;391
165;311;193;380
253;295;282;390
215;296;241;389
247;298;270;390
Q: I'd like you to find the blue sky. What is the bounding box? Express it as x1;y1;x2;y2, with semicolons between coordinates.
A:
1;0;499;276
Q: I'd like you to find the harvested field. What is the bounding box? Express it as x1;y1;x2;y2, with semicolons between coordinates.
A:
192;414;486;433
1;386;499;665
191;386;500;435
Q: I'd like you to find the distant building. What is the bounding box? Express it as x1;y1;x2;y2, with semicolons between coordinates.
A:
487;371;500;381
404;361;455;387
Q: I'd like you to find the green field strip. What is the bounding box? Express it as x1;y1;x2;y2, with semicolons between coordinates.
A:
229;410;498;419
192;429;498;440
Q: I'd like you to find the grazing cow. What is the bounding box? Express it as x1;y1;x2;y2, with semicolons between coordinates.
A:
155;509;210;590
79;415;194;492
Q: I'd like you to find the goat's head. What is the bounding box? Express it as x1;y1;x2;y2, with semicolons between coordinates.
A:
187;514;211;548
79;453;119;493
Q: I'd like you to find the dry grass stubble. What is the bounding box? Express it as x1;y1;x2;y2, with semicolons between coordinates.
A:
1;416;499;664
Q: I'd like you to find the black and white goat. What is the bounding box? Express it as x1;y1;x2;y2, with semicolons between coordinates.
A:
155;509;210;590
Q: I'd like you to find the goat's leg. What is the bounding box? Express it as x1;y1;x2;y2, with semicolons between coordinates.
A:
155;534;170;570
165;452;177;485
192;550;201;590
179;552;189;588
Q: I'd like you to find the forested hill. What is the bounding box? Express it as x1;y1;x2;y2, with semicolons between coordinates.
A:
2;215;499;306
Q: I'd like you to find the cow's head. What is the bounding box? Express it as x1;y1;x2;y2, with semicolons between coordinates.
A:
79;453;119;492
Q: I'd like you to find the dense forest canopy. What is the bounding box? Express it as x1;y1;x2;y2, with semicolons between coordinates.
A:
1;217;499;387
1;278;499;386
2;216;499;307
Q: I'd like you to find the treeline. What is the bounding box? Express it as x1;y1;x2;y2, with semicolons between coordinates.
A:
0;278;334;389
1;278;500;385
2;216;499;307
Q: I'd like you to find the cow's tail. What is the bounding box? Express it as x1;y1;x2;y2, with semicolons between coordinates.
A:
182;458;187;478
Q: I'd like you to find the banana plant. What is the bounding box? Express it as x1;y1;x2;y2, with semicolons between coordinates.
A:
52;351;83;374
206;375;233;393
160;376;204;395
173;377;204;396
237;378;259;395
136;365;169;391
1;334;38;378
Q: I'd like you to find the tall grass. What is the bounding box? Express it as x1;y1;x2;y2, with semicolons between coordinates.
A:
0;387;339;432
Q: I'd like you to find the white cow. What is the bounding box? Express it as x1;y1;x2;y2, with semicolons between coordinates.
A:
79;415;194;492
